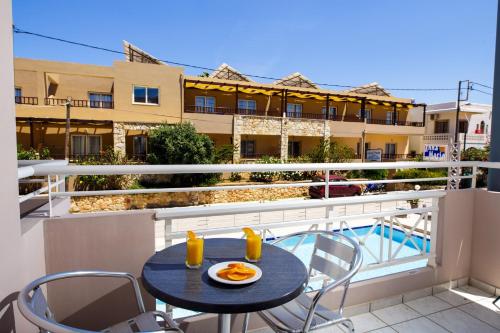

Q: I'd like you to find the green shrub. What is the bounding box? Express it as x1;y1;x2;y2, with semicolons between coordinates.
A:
362;169;389;180
307;140;355;163
249;156;281;182
214;144;237;164
393;168;447;186
74;148;132;191
230;172;242;182
280;156;316;181
146;123;219;187
17;145;52;160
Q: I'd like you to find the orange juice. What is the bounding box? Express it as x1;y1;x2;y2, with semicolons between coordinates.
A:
245;233;262;262
186;231;204;269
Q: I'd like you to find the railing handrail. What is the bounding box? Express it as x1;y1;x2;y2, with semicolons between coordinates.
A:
154;189;445;220
23;160;484;177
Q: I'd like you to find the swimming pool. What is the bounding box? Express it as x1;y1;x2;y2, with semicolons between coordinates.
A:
275;225;429;283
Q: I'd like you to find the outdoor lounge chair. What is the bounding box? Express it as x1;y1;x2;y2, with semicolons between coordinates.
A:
17;270;183;333
243;231;362;333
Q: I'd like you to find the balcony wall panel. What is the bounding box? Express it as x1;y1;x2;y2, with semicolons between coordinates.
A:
44;210;156;330
471;189;500;288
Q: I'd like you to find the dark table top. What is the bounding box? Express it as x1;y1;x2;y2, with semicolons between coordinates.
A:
142;238;308;314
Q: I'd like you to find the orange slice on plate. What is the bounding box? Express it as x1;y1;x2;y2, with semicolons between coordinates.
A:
226;272;251;281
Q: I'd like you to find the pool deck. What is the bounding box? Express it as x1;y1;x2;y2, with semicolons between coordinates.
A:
250;284;500;333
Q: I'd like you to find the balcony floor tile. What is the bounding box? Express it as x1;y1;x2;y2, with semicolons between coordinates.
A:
391;317;449;333
372;304;420;326
405;295;453;315
427;308;499;333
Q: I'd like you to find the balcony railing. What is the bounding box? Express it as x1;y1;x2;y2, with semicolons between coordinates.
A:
15;96;38;105
366;118;424;127
44;98;114;109
18;160;495;281
184;106;422;126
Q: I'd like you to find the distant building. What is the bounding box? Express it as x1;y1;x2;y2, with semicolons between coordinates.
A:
15;41;427;162
409;102;491;155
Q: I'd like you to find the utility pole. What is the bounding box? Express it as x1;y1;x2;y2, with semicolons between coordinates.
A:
448;80;470;190
64;97;71;160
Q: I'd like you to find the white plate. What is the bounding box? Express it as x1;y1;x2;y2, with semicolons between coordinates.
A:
208;261;262;285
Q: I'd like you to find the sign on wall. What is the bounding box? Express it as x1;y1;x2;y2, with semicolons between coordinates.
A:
423;144;448;161
366;149;382;162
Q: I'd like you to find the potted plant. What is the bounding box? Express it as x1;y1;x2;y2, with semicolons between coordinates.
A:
407;185;421;209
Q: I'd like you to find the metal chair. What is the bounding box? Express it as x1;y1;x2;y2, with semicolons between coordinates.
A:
17;270;183;333
244;231;362;333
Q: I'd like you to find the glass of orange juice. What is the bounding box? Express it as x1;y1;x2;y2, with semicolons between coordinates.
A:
185;231;204;269
243;228;262;262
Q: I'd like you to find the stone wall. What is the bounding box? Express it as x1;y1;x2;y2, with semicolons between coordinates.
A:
234;115;282;136
70;184;309;213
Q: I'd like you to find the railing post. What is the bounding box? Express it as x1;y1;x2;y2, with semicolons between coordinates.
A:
428;198;439;267
163;219;173;250
325;169;330;199
471;165;478;188
47;175;53;218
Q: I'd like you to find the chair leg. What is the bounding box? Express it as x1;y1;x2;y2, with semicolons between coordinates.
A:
341;319;355;332
242;313;250;333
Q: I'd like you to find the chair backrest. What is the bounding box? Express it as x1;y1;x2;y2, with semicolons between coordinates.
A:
273;231;362;309
17;271;145;333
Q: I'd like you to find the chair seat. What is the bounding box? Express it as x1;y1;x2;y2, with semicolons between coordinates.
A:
103;311;181;333
258;294;342;333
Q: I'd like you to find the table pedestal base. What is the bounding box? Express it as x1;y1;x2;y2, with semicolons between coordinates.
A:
218;313;231;333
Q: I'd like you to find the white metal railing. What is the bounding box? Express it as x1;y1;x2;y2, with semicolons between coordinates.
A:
16;160;497;284
18;160;68;215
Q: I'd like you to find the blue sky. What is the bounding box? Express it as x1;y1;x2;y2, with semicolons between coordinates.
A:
12;0;497;104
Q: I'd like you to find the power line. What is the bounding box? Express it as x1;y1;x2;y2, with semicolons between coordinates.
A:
471;81;493;90
13;26;461;92
470;86;493;96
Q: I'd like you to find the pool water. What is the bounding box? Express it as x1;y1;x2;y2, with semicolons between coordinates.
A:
276;225;429;283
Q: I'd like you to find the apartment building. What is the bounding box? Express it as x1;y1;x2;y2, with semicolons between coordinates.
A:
14;42;426;162
409;102;491;157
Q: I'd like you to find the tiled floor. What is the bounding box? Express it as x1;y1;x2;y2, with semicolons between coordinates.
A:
251;285;500;333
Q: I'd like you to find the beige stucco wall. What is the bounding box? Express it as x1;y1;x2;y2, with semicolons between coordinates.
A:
365;133;410;155
470;189;500;287
14;58;184;124
0;3;46;332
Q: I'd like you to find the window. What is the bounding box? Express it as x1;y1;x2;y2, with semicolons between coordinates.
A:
195;96;216;112
133;136;147;156
288;141;301;158
358;108;372;121
238;99;257;114
71;135;101;156
86;135;101;155
71;135;86;156
15;87;22;103
89;93;113;108
133;86;159;104
434;120;449;134
386;111;398;125
480;121;486;134
385;143;397;157
241;140;255;158
321;106;337;119
458;120;468;134
287;103;302;118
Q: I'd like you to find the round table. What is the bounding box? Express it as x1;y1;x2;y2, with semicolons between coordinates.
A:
142;238;308;333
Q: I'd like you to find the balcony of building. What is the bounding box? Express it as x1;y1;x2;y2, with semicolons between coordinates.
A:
183;78;427;132
10;160;500;333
